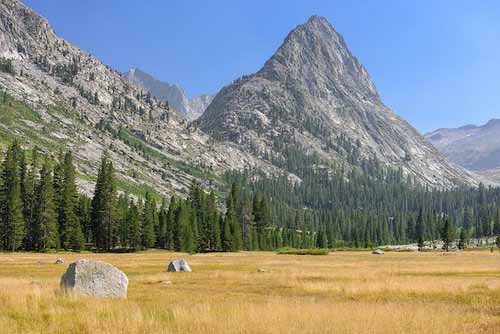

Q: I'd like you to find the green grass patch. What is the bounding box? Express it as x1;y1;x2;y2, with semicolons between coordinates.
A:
114;178;164;201
277;247;329;255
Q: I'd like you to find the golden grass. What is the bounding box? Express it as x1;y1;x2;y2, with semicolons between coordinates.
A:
1;250;499;334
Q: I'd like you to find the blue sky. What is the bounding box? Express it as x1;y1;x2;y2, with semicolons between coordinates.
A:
21;0;500;133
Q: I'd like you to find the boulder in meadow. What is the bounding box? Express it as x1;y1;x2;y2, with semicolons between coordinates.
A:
60;259;128;298
167;259;192;272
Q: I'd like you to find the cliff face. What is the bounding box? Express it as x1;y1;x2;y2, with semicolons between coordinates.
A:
0;0;264;196
198;16;475;187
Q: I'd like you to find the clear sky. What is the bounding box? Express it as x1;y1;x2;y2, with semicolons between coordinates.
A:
21;0;500;133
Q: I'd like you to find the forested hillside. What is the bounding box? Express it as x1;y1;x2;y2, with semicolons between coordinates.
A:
2;136;499;253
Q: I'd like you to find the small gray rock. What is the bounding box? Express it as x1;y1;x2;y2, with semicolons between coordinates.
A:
60;259;128;298
167;259;192;272
372;249;384;255
257;268;268;273
161;281;173;285
55;258;65;264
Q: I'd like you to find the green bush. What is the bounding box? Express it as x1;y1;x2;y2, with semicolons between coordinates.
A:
0;57;15;74
277;247;329;255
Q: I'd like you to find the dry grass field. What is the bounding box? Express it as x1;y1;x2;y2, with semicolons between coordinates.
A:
0;250;499;334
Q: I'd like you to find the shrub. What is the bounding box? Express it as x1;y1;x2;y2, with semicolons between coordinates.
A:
277;247;329;255
0;57;15;74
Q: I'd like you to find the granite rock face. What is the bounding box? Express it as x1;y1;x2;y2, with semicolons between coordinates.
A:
60;259;128;298
0;0;267;198
198;15;476;188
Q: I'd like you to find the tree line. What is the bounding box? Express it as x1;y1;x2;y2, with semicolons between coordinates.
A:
0;141;278;252
2;138;500;253
224;156;500;249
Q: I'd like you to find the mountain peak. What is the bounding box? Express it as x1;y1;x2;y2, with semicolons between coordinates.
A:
305;15;330;25
198;16;475;188
426;118;500;171
484;118;500;128
123;68;213;121
258;15;380;102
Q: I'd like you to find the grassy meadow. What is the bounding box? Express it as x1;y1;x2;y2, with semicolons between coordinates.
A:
0;250;499;333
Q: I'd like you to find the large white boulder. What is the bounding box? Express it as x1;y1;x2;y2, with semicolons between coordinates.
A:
60;259;128;298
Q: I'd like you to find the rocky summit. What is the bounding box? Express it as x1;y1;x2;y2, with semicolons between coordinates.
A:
123;68;214;121
0;0;477;192
198;15;475;188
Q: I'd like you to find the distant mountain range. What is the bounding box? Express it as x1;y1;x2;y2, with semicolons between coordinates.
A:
0;0;477;197
123;68;213;121
426;119;500;170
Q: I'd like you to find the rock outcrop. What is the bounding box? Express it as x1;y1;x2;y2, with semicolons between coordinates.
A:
198;15;476;188
167;259;192;272
60;259;128;298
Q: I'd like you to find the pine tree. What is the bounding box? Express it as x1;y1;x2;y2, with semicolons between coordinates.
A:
440;216;453;252
416;208;425;251
253;193;270;250
493;208;500;236
0;140;25;251
207;191;221;251
158;198;168;248
222;216;232;252
53;150;65;245
91;150;116;251
21;147;39;250
18;149;28;244
60;151;84;250
34;157;58;251
166;196;176;250
316;227;328;248
231;208;242;251
77;195;92;243
141;192;156;248
116;194;130;247
458;228;467;250
127;199;141;248
176;203;194;253
226;182;242;251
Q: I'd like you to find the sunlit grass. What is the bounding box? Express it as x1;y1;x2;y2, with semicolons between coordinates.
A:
0;250;499;333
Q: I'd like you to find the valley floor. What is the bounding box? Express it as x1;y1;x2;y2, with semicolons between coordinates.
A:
0;250;499;333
